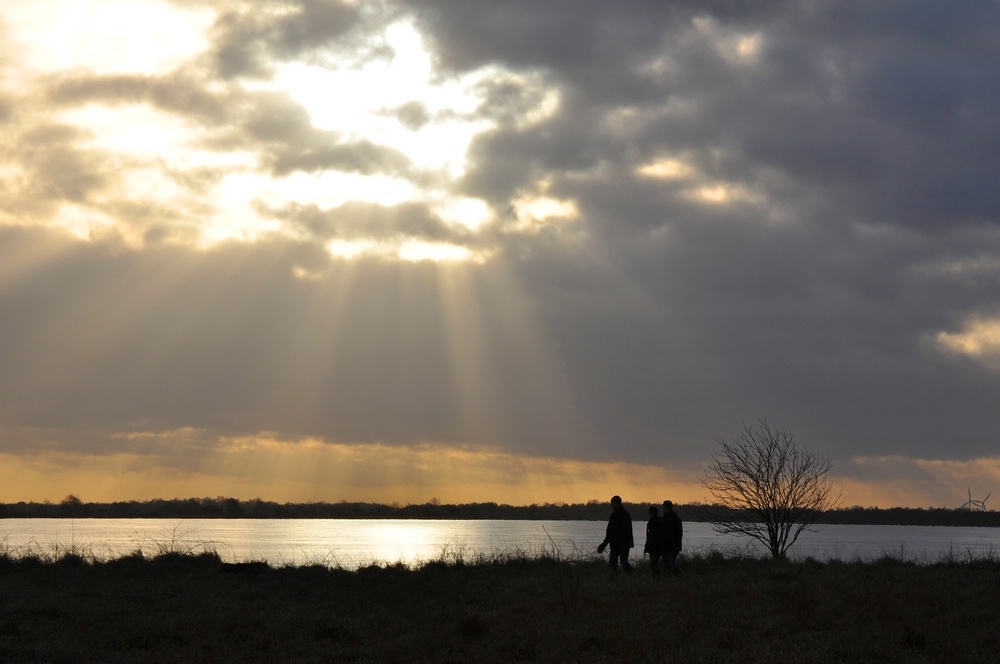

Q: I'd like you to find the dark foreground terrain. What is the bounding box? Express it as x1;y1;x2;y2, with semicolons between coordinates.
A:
1;549;998;663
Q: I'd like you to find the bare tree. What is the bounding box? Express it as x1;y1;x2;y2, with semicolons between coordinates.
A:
703;421;840;559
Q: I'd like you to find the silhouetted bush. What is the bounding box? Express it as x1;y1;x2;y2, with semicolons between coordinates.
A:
56;553;88;568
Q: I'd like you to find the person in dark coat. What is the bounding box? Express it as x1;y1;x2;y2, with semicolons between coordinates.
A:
598;495;634;574
643;505;663;576
660;500;683;575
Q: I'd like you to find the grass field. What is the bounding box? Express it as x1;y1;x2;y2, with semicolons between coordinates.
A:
1;545;998;663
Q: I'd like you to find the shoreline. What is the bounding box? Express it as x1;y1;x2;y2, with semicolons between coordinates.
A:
4;498;998;527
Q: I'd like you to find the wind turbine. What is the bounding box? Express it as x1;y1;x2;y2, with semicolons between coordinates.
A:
960;488;992;512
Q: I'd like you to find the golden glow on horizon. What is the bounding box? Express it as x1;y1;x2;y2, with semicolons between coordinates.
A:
6;440;999;509
0;439;708;505
846;454;1000;508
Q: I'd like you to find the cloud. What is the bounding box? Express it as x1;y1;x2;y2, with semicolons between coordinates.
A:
268;200;468;243
842;454;1000;509
2;122;111;222
394;101;430;131
266;137;413;177
937;315;1000;363
46;72;231;124
3;0;1000;506
0;434;705;504
208;0;363;79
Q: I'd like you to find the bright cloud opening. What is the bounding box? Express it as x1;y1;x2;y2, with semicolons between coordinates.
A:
274;21;490;175
326;238;379;259
937;316;1000;358
637;157;695;180
398;241;477;263
55;105;195;159
0;8;562;263
434;197;493;230
512;195;578;230
49;203;119;241
688;182;762;205
323;238;486;263
2;0;215;75
692;16;764;66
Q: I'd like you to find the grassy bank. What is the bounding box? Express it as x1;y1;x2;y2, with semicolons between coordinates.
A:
1;546;998;663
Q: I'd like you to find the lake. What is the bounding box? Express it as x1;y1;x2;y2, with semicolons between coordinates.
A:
2;519;999;569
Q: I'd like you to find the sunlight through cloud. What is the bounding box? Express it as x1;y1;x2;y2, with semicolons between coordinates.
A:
49;203;119;241
692;16;764;66
688;182;762;205
637;157;695;180
398;241;477;263
326;238;379;259
0;8;563;263
0;436;707;505
434;197;492;230
937;316;1000;359
512;195;578;231
274;21;489;175
55;105;195;159
2;0;214;75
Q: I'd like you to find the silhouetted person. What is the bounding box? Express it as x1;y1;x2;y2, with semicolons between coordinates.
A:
598;495;634;574
644;505;663;576
660;500;683;575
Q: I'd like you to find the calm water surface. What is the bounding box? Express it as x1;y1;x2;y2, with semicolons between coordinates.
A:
2;519;999;568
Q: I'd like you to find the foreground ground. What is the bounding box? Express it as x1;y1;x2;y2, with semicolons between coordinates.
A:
1;549;998;663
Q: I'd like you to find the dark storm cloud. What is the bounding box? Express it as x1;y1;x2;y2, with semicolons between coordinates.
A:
502;218;1000;462
471;75;558;127
409;0;1000;234
411;0;677;92
209;0;364;78
395;0;1000;462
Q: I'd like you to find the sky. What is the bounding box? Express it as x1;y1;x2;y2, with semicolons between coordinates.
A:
2;0;999;509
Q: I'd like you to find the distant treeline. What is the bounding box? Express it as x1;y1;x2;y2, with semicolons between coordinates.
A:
815;505;1000;527
1;496;998;526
